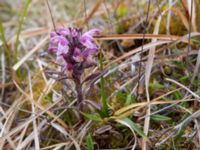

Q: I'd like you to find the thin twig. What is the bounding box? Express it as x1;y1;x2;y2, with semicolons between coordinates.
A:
136;0;151;100
186;0;193;62
46;0;56;31
83;0;89;30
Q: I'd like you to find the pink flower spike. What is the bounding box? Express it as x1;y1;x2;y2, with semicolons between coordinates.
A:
48;27;100;72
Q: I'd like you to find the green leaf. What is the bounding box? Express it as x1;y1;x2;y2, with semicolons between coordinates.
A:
81;112;103;122
116;3;128;18
0;18;11;64
172;61;185;69
180;76;189;82
99;49;109;117
173;124;185;142
116;118;150;143
124;94;133;106
149;83;164;90
86;134;94;150
151;114;172;121
15;0;31;60
173;91;182;100
191;39;200;46
173;113;189;141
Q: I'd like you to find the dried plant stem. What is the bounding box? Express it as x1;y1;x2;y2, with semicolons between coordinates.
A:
46;0;56;31
136;0;151;101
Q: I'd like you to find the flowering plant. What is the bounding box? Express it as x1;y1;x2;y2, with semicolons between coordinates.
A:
48;27;101;111
48;27;100;72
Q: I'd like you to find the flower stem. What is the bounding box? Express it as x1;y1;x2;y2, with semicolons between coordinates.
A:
73;72;84;111
75;80;83;111
74;76;85;123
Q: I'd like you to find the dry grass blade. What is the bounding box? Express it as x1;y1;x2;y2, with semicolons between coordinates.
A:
166;0;172;34
16;124;29;150
114;88;182;117
116;119;137;150
9;27;48;41
37;79;55;103
41;142;70;150
83;0;103;24
12;79;71;130
51;123;81;150
156;108;200;147
155;32;200;54
187;0;196;31
114;99;193;117
36;59;48;83
166;78;200;100
0;100;21;149
28;71;40;150
0;53;5;101
95;34;182;41
12;36;48;71
191;50;200;83
171;6;189;30
0;96;62;142
16;120;46;150
77;121;92;145
45;0;56;31
142;11;163;150
105;40;171;68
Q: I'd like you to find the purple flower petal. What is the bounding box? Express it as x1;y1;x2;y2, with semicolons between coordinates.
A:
57;42;69;56
82;48;98;60
73;48;81;56
82;28;100;37
65;63;73;70
87;48;99;54
50;36;61;45
80;29;100;49
48;27;100;72
72;48;83;62
58;28;70;36
50;32;57;37
48;47;57;52
80;36;98;49
51;36;69;45
71;28;78;37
